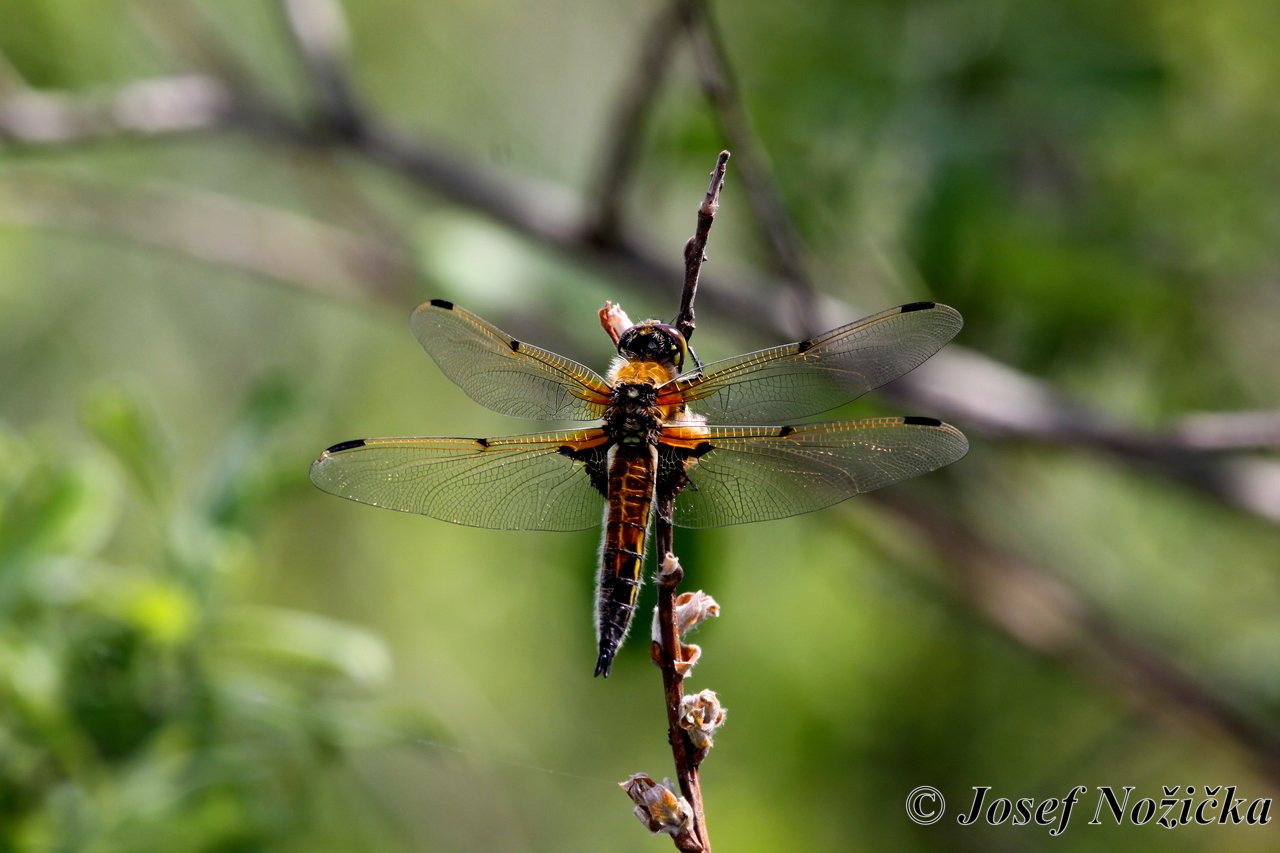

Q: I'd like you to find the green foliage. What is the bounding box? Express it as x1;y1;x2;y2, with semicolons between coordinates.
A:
0;386;392;852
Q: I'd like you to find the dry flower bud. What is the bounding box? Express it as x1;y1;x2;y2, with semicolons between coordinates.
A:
658;552;683;583
619;773;693;835
672;642;701;676
679;689;727;751
674;590;719;636
599;301;633;344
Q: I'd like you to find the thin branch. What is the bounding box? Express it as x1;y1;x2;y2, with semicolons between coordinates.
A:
4;20;1279;805
1166;410;1280;451
873;490;1280;787
0;172;413;304
132;0;262;92
0;75;235;144
679;0;819;335
654;508;708;853
586;2;686;243
278;0;365;138
644;152;732;853
676;151;729;346
4;76;1279;527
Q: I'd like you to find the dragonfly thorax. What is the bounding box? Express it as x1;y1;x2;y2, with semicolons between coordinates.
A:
605;382;662;445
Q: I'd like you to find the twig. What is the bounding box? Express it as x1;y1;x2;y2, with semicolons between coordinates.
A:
586;2;686;243
278;0;365;138
0;172;413;304
675;151;728;347
679;0;819;334
4;74;1280;527
872;490;1280;786
653;506;708;852
642;152;732;852
0;75;234;144
6;24;1280;793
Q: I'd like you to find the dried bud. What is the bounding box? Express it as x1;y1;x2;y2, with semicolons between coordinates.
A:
619;773;693;835
679;689;727;751
658;552;683;583
674;590;719;636
599;301;633;344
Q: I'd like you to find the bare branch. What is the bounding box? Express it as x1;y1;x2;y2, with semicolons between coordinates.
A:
652;526;709;852
1166;410;1280;451
278;0;364;137
0;172;413;304
3;79;1279;527
678;0;819;334
874;490;1280;787
586;3;686;243
0;75;234;144
676;151;729;346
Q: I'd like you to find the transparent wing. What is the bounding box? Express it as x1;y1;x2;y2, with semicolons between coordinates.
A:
658;302;961;425
669;418;968;528
411;300;612;420
310;430;609;531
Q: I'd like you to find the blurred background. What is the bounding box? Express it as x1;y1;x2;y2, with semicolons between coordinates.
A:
2;0;1279;850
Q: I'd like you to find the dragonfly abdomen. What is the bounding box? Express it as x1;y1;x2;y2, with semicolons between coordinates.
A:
595;443;658;677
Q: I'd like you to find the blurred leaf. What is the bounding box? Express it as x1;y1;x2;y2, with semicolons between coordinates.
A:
216;606;392;690
81;387;170;506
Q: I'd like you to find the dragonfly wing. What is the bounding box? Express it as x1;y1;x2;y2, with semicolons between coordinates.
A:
310;429;610;531
669;418;967;528
659;302;961;425
411;300;612;420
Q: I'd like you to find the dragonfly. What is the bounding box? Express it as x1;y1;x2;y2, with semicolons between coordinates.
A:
310;298;968;677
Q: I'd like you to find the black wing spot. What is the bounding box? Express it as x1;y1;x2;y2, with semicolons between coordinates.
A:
326;439;366;453
777;425;796;437
902;416;942;427
475;437;490;448
510;339;521;352
429;298;454;310
690;441;714;458
796;338;814;354
899;301;936;313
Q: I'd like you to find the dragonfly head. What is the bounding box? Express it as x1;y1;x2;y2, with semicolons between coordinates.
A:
616;322;688;371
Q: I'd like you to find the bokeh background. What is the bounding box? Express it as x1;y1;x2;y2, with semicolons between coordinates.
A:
3;1;1279;850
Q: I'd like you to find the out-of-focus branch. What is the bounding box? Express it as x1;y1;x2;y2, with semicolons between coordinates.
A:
278;0;363;137
585;2;686;243
3;71;1278;525
0;75;234;144
1167;410;1280;451
678;0;818;334
873;490;1280;787
0;172;413;304
4;2;1279;793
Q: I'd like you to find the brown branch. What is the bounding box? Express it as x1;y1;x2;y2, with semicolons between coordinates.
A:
278;0;365;138
1165;410;1280;451
676;151;729;346
641;150;732;853
873;490;1280;787
0;75;235;144
0;172;413;305
586;2;686;243
4;74;1279;527
653;503;708;853
4;18;1280;789
678;0;819;334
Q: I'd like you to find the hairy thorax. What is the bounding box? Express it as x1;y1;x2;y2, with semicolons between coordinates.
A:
605;358;682;445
